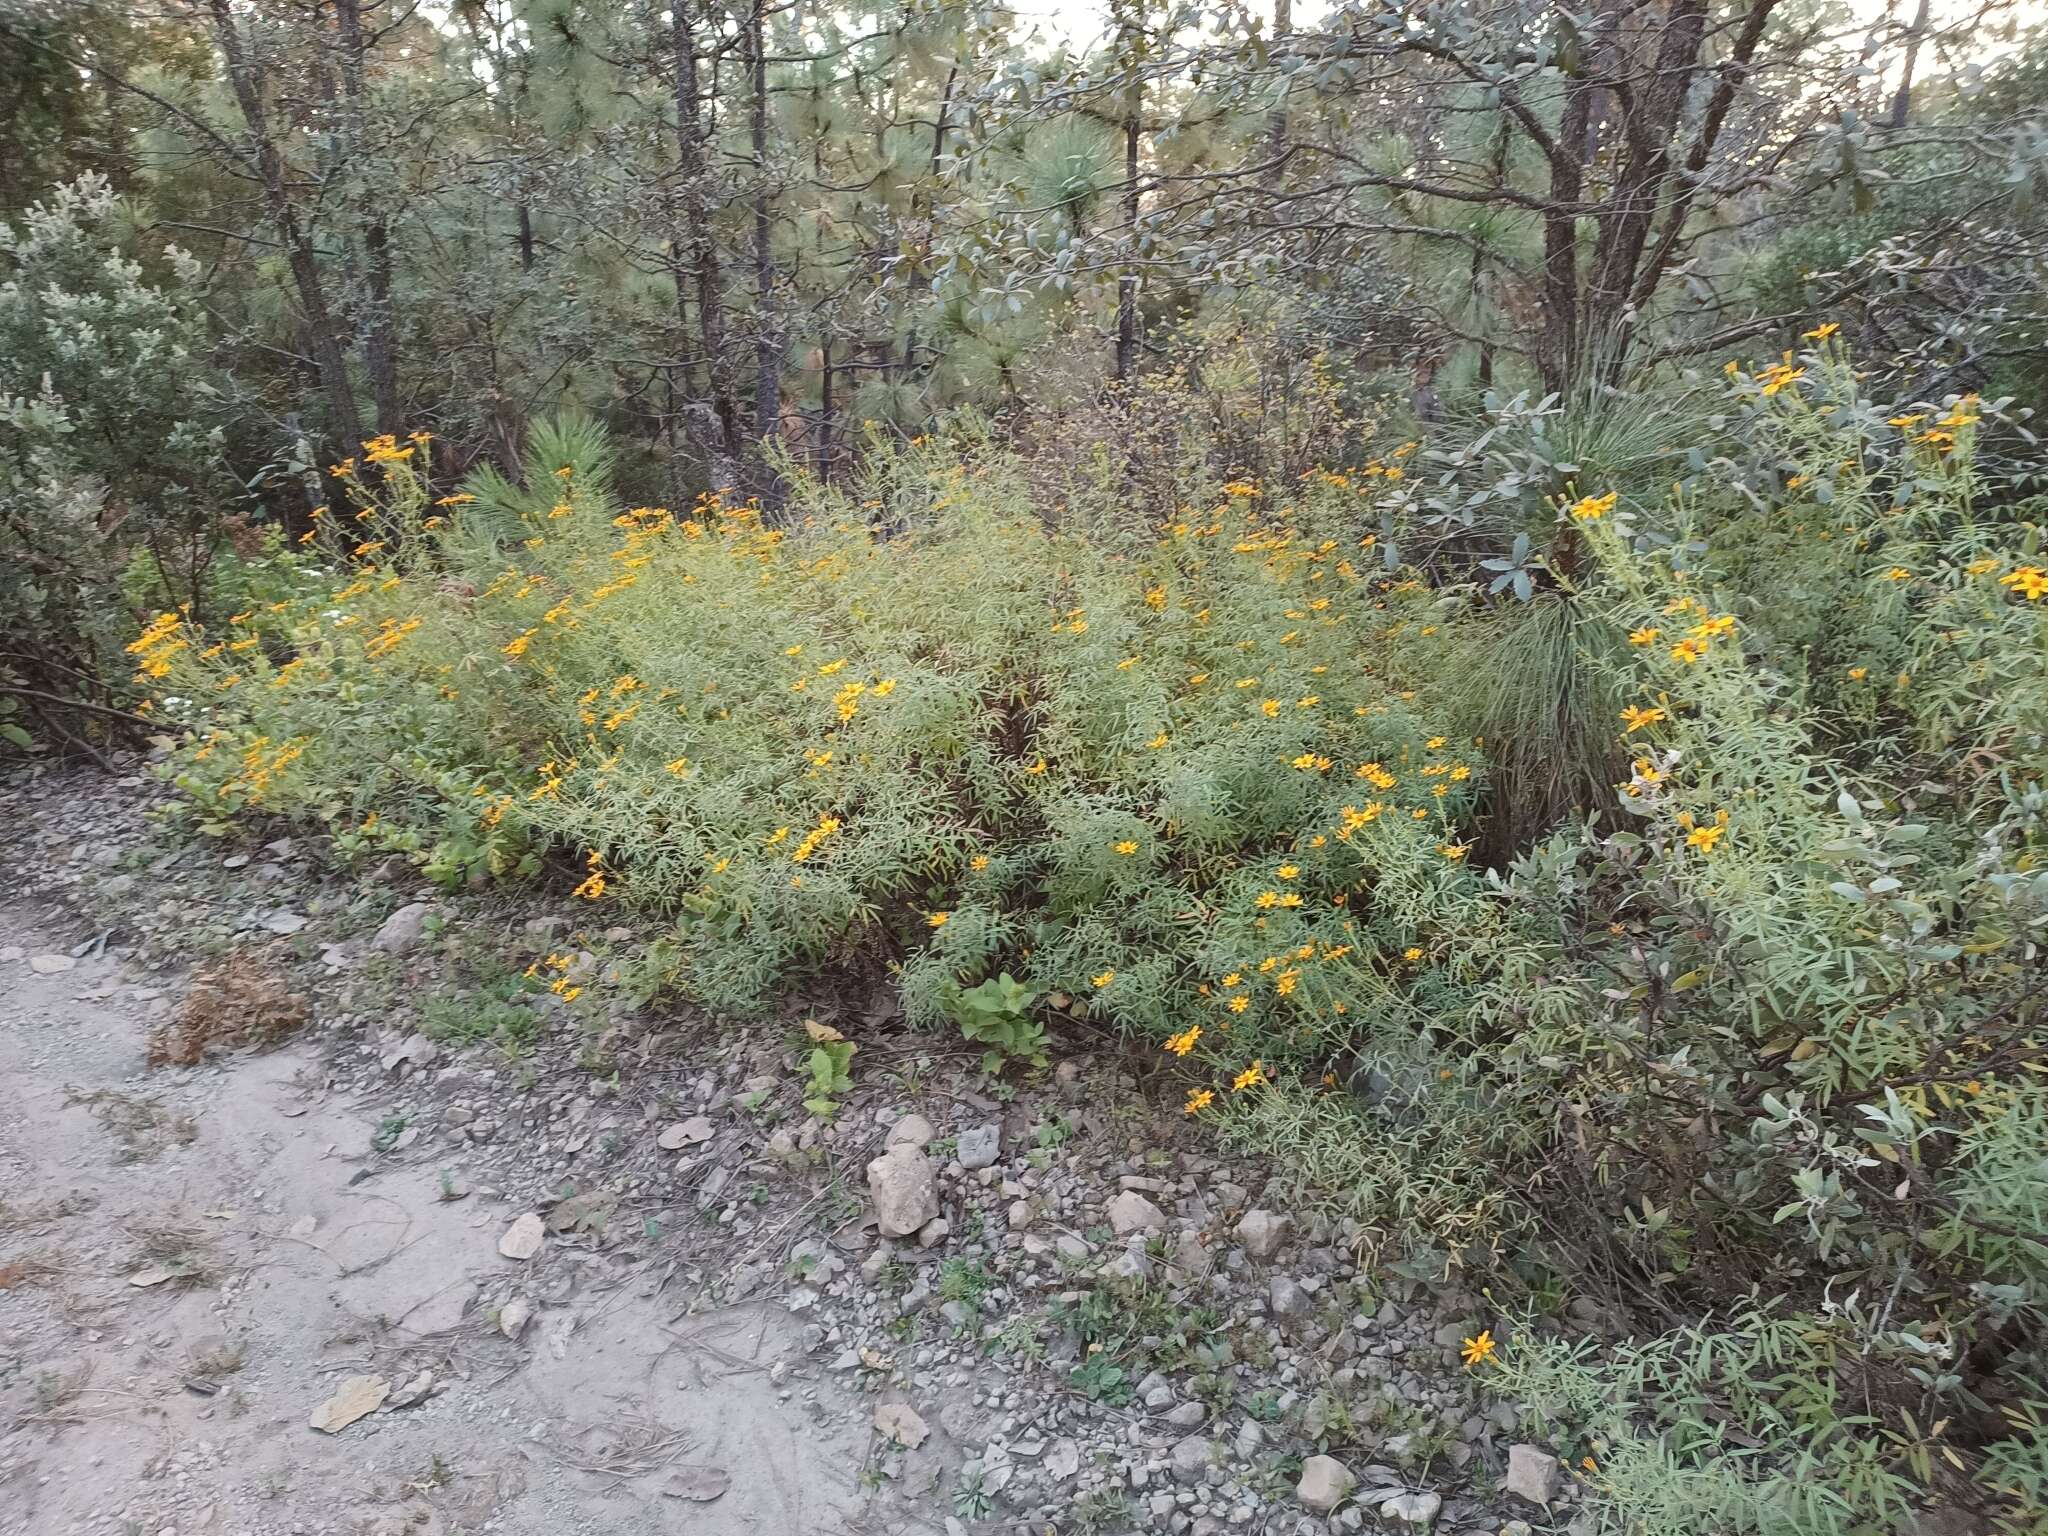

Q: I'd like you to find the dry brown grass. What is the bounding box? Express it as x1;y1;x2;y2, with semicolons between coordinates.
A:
149;950;307;1067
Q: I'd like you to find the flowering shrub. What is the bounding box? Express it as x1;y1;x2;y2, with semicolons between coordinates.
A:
146;425;1484;1103
141;341;2048;1531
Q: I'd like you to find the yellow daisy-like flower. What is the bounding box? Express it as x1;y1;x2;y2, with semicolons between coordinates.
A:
1619;705;1666;733
1883;567;1911;582
1227;995;1250;1014
1847;666;1868;681
1165;1025;1202;1056
1403;946;1424;961
1184;1088;1214;1114
1686;823;1725;853
2000;566;2048;601
1114;839;1139;856
1803;321;1839;341
1276;865;1299;880
1461;1330;1498;1368
970;853;991;871
1092;969;1116;989
1232;1061;1265;1091
1567;491;1617;522
927;911;950;928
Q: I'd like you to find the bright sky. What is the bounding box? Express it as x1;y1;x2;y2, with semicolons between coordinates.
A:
999;0;2037;55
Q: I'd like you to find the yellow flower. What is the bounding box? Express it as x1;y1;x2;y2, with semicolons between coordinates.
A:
1165;1025;1202;1056
1276;864;1299;880
970;854;990;871
927;911;950;928
1232;1061;1265;1091
1262;698;1282;718
1277;892;1303;908
1027;759;1048;775
1883;567;1911;583
1686;821;1726;853
1847;666;1868;681
1146;732;1170;749
1093;969;1116;989
1114;840;1139;856
665;757;691;776
1145;586;1167;611
1255;890;1280;910
1619;705;1666;733
1567;491;1617;522
1999;566;2048;601
1460;1330;1498;1368
1184;1088;1215;1114
1440;843;1470;860
1403;946;1424;961
1803;322;1839;341
1227;995;1250;1014
1669;638;1709;665
1426;735;1447;749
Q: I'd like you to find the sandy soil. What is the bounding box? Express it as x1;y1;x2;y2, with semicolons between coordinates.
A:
0;901;915;1536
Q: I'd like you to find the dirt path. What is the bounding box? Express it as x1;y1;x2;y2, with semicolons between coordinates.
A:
0;901;898;1536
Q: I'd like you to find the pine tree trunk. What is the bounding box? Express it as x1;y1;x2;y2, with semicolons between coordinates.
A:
208;0;362;451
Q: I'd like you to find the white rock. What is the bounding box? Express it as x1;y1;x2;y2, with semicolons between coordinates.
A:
28;954;76;975
308;1374;389;1432
872;1401;929;1448
1107;1190;1166;1235
1297;1454;1354;1513
885;1113;935;1149
658;1115;713;1149
1379;1491;1442;1529
499;1297;532;1339
1235;1208;1289;1259
497;1213;544;1260
866;1148;939;1237
1504;1444;1561;1505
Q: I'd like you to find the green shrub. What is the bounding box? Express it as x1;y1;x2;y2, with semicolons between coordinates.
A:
1;174;249;754
139;341;2048;1530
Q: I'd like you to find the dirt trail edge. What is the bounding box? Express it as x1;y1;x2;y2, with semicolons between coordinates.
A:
0;901;894;1536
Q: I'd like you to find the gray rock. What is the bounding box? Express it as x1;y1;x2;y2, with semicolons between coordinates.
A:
1045;1437;1081;1479
1169;1435;1211;1486
1108;1190;1167;1235
1234;1420;1264;1457
658;1115;713;1149
917;1216;951;1248
885;1113;936;1150
1504;1444;1561;1505
939;1299;974;1330
1236;1208;1289;1260
1377;1491;1441;1529
866;1147;939;1237
1164;1401;1206;1428
1296;1455;1354;1513
374;901;434;954
957;1124;1002;1170
1268;1274;1310;1322
380;1033;438;1073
